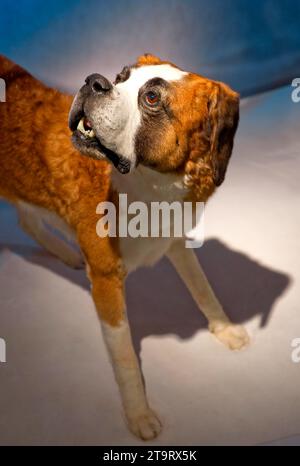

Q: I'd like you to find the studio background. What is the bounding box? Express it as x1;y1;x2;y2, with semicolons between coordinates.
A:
1;0;300;96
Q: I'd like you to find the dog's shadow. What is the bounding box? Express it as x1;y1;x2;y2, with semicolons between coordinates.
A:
0;238;291;360
126;238;290;357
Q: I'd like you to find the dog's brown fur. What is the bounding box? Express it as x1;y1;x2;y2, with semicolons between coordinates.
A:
0;55;125;326
135;54;239;199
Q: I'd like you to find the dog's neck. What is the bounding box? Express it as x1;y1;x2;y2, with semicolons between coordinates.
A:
111;164;188;203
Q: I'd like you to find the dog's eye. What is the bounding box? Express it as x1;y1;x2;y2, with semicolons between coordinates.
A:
145;91;159;106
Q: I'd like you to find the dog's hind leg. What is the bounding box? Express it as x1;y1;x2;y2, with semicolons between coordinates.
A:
167;239;250;350
17;202;84;269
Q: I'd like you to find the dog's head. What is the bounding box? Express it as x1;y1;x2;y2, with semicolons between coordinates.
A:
69;54;239;197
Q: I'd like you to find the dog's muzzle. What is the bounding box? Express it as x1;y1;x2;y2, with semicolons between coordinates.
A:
68;73;131;175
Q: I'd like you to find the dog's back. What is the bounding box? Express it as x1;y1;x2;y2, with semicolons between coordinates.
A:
0;56;67;203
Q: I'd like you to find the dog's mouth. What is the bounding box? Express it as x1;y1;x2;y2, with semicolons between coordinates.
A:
77;116;96;139
71;115;131;175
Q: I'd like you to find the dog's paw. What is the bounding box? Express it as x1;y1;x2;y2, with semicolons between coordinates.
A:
212;324;250;351
127;408;162;441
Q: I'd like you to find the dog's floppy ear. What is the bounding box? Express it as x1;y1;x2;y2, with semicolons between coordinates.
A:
137;53;162;66
207;82;240;186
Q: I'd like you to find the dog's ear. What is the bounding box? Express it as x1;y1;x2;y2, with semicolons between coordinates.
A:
136;53;162;66
206;82;239;186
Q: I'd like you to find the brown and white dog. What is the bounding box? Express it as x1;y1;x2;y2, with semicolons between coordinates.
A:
0;53;249;440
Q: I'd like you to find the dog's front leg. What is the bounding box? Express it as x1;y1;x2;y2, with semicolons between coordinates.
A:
90;271;162;440
167;240;249;350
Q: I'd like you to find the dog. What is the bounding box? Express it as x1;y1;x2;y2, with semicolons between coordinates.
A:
0;53;249;440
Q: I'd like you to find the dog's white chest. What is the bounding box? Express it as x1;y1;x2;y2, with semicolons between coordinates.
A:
111;166;188;272
119;235;174;272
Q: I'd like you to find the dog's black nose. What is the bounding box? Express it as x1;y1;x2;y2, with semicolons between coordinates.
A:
85;74;112;93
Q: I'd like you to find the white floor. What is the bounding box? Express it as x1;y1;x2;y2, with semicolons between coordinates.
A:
0;85;300;445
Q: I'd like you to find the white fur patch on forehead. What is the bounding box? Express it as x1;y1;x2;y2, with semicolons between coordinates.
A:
116;64;187;93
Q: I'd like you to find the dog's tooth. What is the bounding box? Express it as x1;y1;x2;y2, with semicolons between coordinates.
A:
77;118;95;138
77;118;85;133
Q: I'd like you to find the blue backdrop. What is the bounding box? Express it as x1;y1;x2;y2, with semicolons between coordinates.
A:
0;0;300;96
